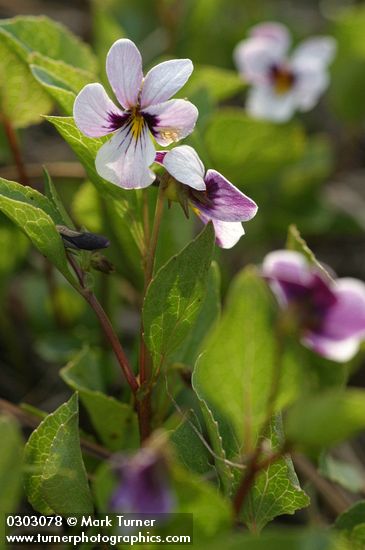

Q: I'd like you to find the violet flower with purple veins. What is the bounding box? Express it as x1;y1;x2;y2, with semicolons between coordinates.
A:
73;39;198;189
263;250;365;362
156;146;258;249
234;22;336;122
110;449;174;515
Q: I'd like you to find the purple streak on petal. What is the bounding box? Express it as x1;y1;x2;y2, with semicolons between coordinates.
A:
155;151;167;164
142;111;159;137
110;450;174;515
107;111;130;131
189;169;258;222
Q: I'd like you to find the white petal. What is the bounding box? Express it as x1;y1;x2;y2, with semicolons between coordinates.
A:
294;68;329;111
106;39;143;109
292;37;337;71
143;99;198;146
196;209;245;249
95;122;155;189
303;332;360;363
234;38;284;85
162;145;205;191
250;22;291;55
212;220;245;249
73;83;126;137
246;85;296;122
141;59;193;108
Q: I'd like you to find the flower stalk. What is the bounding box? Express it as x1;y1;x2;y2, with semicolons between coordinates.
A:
138;181;167;441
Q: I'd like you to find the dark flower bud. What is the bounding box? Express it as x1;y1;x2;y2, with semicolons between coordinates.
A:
56;225;110;251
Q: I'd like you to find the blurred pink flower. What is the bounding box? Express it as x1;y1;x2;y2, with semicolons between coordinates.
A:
263;250;365;362
156;145;258;248
234;22;336;122
74;39;198;189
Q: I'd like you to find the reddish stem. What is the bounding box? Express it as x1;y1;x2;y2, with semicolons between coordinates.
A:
2;115;30;186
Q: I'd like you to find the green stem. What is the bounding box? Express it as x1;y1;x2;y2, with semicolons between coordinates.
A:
138;183;166;441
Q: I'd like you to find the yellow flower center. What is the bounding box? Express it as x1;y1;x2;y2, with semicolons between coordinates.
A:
130;112;145;139
271;65;295;95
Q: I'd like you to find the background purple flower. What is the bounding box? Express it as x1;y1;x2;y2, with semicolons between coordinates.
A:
263;250;365;362
110;449;175;515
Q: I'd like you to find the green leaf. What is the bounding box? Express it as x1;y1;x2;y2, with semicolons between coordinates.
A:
0;416;23;513
0;39;52;128
285;389;365;451
0;16;97;72
179;64;244;103
169;411;212;475
143;223;215;374
335;501;365;550
286;224;332;279
175;261;221;367
43;168;75;227
31;56;94;115
204;109;305;190
46;116;144;254
0;213;29;277
243;416;309;532
61;348;139;451
193;267;298;449
0;15;97;127
24;393;93;514
0;177;75;285
192;267;307;529
195;398;235;496
172;463;232;539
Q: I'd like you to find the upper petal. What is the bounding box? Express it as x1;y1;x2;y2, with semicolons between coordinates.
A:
246;85;297;122
73;83;126;137
143;99;198;146
95;120;156;189
191;169;258;222
234;38;285;85
262;250;313;306
320;278;365;341
140;59;193;108
250;22;291;54
158;145;205;191
291;37;337;71
106;39;143;109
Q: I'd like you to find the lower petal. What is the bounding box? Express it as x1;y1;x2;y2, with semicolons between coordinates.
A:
195;209;244;249
302;332;360;363
142;99;198;146
95;122;156;189
247;85;296;122
73;83;126;138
